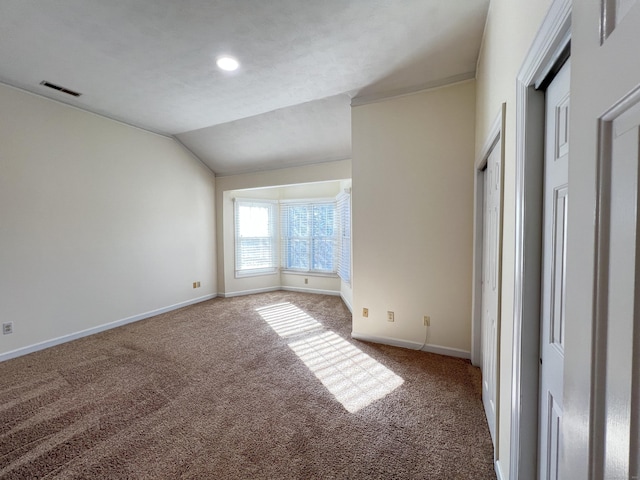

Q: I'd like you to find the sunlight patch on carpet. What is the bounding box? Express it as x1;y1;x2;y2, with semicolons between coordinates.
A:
257;303;404;413
289;331;404;413
256;302;323;338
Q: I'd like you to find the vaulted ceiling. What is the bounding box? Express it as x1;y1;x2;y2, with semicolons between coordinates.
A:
0;0;489;175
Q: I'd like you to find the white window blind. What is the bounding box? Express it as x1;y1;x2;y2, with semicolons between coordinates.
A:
336;190;351;284
234;199;277;277
280;200;337;274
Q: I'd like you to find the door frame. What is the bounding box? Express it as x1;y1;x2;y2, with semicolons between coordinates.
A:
471;103;506;465
472;103;506;368
510;1;571;479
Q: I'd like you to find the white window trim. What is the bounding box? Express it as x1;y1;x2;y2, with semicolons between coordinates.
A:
280;199;338;275
231;196;351;281
234;198;279;278
336;189;351;285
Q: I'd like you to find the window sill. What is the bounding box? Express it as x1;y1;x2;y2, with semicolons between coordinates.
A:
280;270;339;278
234;270;278;279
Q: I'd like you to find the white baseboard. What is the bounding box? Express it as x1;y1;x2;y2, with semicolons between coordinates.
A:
421;343;471;360
495;459;504;480
340;293;353;313
350;332;471;359
280;286;340;296
351;331;424;350
0;294;217;363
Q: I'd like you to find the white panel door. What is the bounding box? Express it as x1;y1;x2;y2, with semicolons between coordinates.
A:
538;59;570;480
562;0;640;477
481;142;501;444
600;97;640;480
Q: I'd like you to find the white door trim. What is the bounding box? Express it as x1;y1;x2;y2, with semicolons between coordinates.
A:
511;1;571;479
471;103;506;471
472;103;506;367
592;82;640;479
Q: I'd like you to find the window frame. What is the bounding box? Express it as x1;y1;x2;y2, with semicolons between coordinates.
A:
336;190;351;284
233;198;278;278
280;198;338;275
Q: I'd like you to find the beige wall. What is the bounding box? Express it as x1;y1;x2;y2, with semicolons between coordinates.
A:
474;0;552;476
0;84;216;358
351;80;475;354
215;161;351;296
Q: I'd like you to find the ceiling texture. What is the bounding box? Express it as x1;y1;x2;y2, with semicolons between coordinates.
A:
0;0;489;176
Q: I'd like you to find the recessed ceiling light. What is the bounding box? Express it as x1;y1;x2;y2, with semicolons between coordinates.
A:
216;56;239;72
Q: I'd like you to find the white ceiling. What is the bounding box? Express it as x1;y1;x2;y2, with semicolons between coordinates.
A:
0;0;489;175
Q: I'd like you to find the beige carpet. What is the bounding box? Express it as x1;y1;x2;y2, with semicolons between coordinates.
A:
0;291;496;479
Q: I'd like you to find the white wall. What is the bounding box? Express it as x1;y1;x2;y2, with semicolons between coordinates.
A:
474;0;552;476
351;80;475;355
215;161;351;296
0;84;216;359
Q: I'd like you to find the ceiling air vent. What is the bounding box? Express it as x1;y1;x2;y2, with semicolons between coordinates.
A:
39;81;82;97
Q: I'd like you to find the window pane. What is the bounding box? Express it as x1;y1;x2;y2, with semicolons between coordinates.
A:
281;201;338;274
235;200;276;276
239;238;274;270
288;206;309;237
313;204;335;237
238;205;270;237
288;239;309;270
312;238;334;271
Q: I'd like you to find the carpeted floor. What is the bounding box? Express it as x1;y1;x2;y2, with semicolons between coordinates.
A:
0;291;496;479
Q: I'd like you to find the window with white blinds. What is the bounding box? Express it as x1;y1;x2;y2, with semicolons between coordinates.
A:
336;190;351;284
234;199;278;277
280;200;337;274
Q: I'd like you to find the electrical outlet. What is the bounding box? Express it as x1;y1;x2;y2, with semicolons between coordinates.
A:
3;322;13;335
424;315;431;327
362;307;369;318
192;282;197;288
304;278;308;284
197;281;201;288
387;311;395;322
